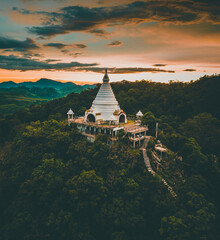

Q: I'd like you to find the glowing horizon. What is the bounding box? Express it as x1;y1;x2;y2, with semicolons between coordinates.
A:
0;0;219;83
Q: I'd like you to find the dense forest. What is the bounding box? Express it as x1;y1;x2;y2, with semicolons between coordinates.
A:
0;74;219;239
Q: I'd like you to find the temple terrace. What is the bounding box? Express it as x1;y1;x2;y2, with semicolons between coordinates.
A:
67;69;148;148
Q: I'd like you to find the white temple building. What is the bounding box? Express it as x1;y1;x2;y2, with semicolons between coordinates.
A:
84;69;127;124
67;69;148;147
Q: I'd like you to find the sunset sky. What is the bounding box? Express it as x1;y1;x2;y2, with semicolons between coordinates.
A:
0;0;219;83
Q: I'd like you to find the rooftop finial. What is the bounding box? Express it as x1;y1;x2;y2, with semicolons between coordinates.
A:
103;68;109;82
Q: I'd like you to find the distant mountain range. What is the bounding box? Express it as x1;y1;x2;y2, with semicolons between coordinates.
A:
0;78;96;116
0;78;95;90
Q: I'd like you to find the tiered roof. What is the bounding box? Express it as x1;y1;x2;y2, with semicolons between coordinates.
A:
90;69;120;121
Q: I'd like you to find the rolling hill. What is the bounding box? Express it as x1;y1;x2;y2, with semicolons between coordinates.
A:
0;79;96;116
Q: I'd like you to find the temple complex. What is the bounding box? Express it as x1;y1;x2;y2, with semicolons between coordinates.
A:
67;69;148;147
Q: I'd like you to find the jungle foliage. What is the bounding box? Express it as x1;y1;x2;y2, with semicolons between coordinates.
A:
0;74;219;239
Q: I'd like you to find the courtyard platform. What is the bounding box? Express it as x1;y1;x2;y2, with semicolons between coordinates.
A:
68;117;148;147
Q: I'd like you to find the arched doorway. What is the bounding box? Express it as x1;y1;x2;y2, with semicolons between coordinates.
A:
87;114;95;122
119;114;125;123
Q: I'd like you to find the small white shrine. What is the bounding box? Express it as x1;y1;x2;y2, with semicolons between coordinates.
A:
136;110;143;119
67;108;74;119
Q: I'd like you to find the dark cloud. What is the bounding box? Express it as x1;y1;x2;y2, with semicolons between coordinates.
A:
77;67;175;74
153;64;167;67
73;44;87;49
22;52;43;58
89;29;109;37
44;42;87;49
61;49;69;54
183;68;197;71
44;59;61;62
69;52;83;57
61;50;83;57
0;55;175;73
14;0;219;37
44;43;68;49
107;40;123;47
70;53;83;57
0;55;98;71
0;36;39;51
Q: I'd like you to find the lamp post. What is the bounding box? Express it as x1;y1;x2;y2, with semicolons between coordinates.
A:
156;122;158;139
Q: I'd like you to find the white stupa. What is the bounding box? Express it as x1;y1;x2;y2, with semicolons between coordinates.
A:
84;69;127;124
136;110;143;118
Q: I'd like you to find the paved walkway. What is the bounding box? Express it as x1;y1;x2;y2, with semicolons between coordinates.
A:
140;136;155;175
141;137;177;198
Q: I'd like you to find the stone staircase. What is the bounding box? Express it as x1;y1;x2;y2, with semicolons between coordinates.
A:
141;137;177;198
